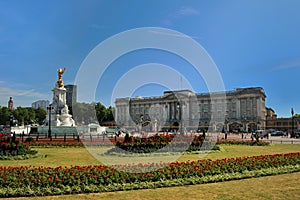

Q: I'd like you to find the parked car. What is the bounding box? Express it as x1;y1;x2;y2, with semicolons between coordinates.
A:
254;130;269;138
271;131;284;136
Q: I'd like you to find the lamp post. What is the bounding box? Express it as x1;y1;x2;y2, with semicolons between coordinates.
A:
47;104;54;140
176;102;184;134
139;114;144;133
221;113;228;139
9;114;14;136
291;108;294;138
225;113;229;132
9;114;14;127
243;117;247;133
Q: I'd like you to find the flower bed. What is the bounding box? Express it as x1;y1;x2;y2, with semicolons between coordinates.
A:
0;152;299;197
0;134;37;159
28;141;85;148
0;165;299;197
104;134;269;155
106;134;215;154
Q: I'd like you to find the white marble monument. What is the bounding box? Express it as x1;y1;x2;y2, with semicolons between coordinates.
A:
45;68;76;127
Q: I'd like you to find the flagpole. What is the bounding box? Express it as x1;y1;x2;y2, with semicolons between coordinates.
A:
291;108;294;138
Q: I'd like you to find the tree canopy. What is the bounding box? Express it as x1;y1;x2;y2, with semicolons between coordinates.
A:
70;102;114;125
293;113;300;118
0;106;46;126
0;102;114;126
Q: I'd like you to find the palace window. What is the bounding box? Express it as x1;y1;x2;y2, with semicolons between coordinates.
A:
232;111;236;118
232;102;236;110
247;100;252;109
241;100;246;109
253;99;257;108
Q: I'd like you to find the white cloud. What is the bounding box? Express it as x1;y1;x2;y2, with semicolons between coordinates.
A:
179;7;200;16
148;30;201;40
0;86;50;107
272;59;300;71
160;6;200;27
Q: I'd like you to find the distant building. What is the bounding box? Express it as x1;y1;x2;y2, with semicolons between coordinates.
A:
266;107;277;119
8;97;13;110
115;87;267;132
266;109;299;131
65;84;77;108
266;117;300;131
32;100;50;110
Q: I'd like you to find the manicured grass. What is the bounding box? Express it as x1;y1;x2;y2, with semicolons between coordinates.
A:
178;144;300;162
2;171;300;200
0;144;299;167
0;144;299;199
0;148;101;167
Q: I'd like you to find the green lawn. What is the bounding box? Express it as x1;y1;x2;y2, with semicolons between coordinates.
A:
0;144;300;167
0;144;300;199
178;144;300;162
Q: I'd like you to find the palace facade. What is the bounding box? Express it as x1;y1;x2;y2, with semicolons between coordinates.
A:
114;87;267;132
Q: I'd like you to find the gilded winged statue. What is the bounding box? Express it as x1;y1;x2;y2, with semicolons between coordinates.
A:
57;68;66;88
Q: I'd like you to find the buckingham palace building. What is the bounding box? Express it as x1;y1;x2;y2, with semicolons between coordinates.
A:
114;87;267;133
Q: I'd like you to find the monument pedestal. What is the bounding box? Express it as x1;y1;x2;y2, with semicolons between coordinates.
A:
45;69;75;127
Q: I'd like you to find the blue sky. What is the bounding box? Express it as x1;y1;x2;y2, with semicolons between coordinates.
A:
0;0;300;117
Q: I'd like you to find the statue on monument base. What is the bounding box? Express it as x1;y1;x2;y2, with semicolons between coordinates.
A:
56;67;66;88
45;67;76;127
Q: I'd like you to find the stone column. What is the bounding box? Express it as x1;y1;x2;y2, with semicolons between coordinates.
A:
236;99;241;119
170;102;173;120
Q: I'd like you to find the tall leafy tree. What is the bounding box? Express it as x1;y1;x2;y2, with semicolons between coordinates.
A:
0;107;12;125
95;102;107;123
105;106;114;121
293;113;300;118
0;106;46;126
35;107;46;124
0;102;114;126
71;102;115;125
72;102;97;125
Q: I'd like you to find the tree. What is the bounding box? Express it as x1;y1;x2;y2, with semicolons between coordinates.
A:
95;102;107;123
105;106;114;121
35;107;46;124
0;107;12;125
72;102;97;125
95;103;114;123
0;106;46;126
12;107;37;125
293;113;300;118
71;102;115;125
26;107;36;123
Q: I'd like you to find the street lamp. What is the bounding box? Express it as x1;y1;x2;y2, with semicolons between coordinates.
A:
225;112;229;132
138;114;144;133
47;104;54;140
9;114;14;127
177;102;184;134
243;117;247;133
291;108;294;138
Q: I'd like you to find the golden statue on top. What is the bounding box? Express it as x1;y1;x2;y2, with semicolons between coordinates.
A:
57;67;66;88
